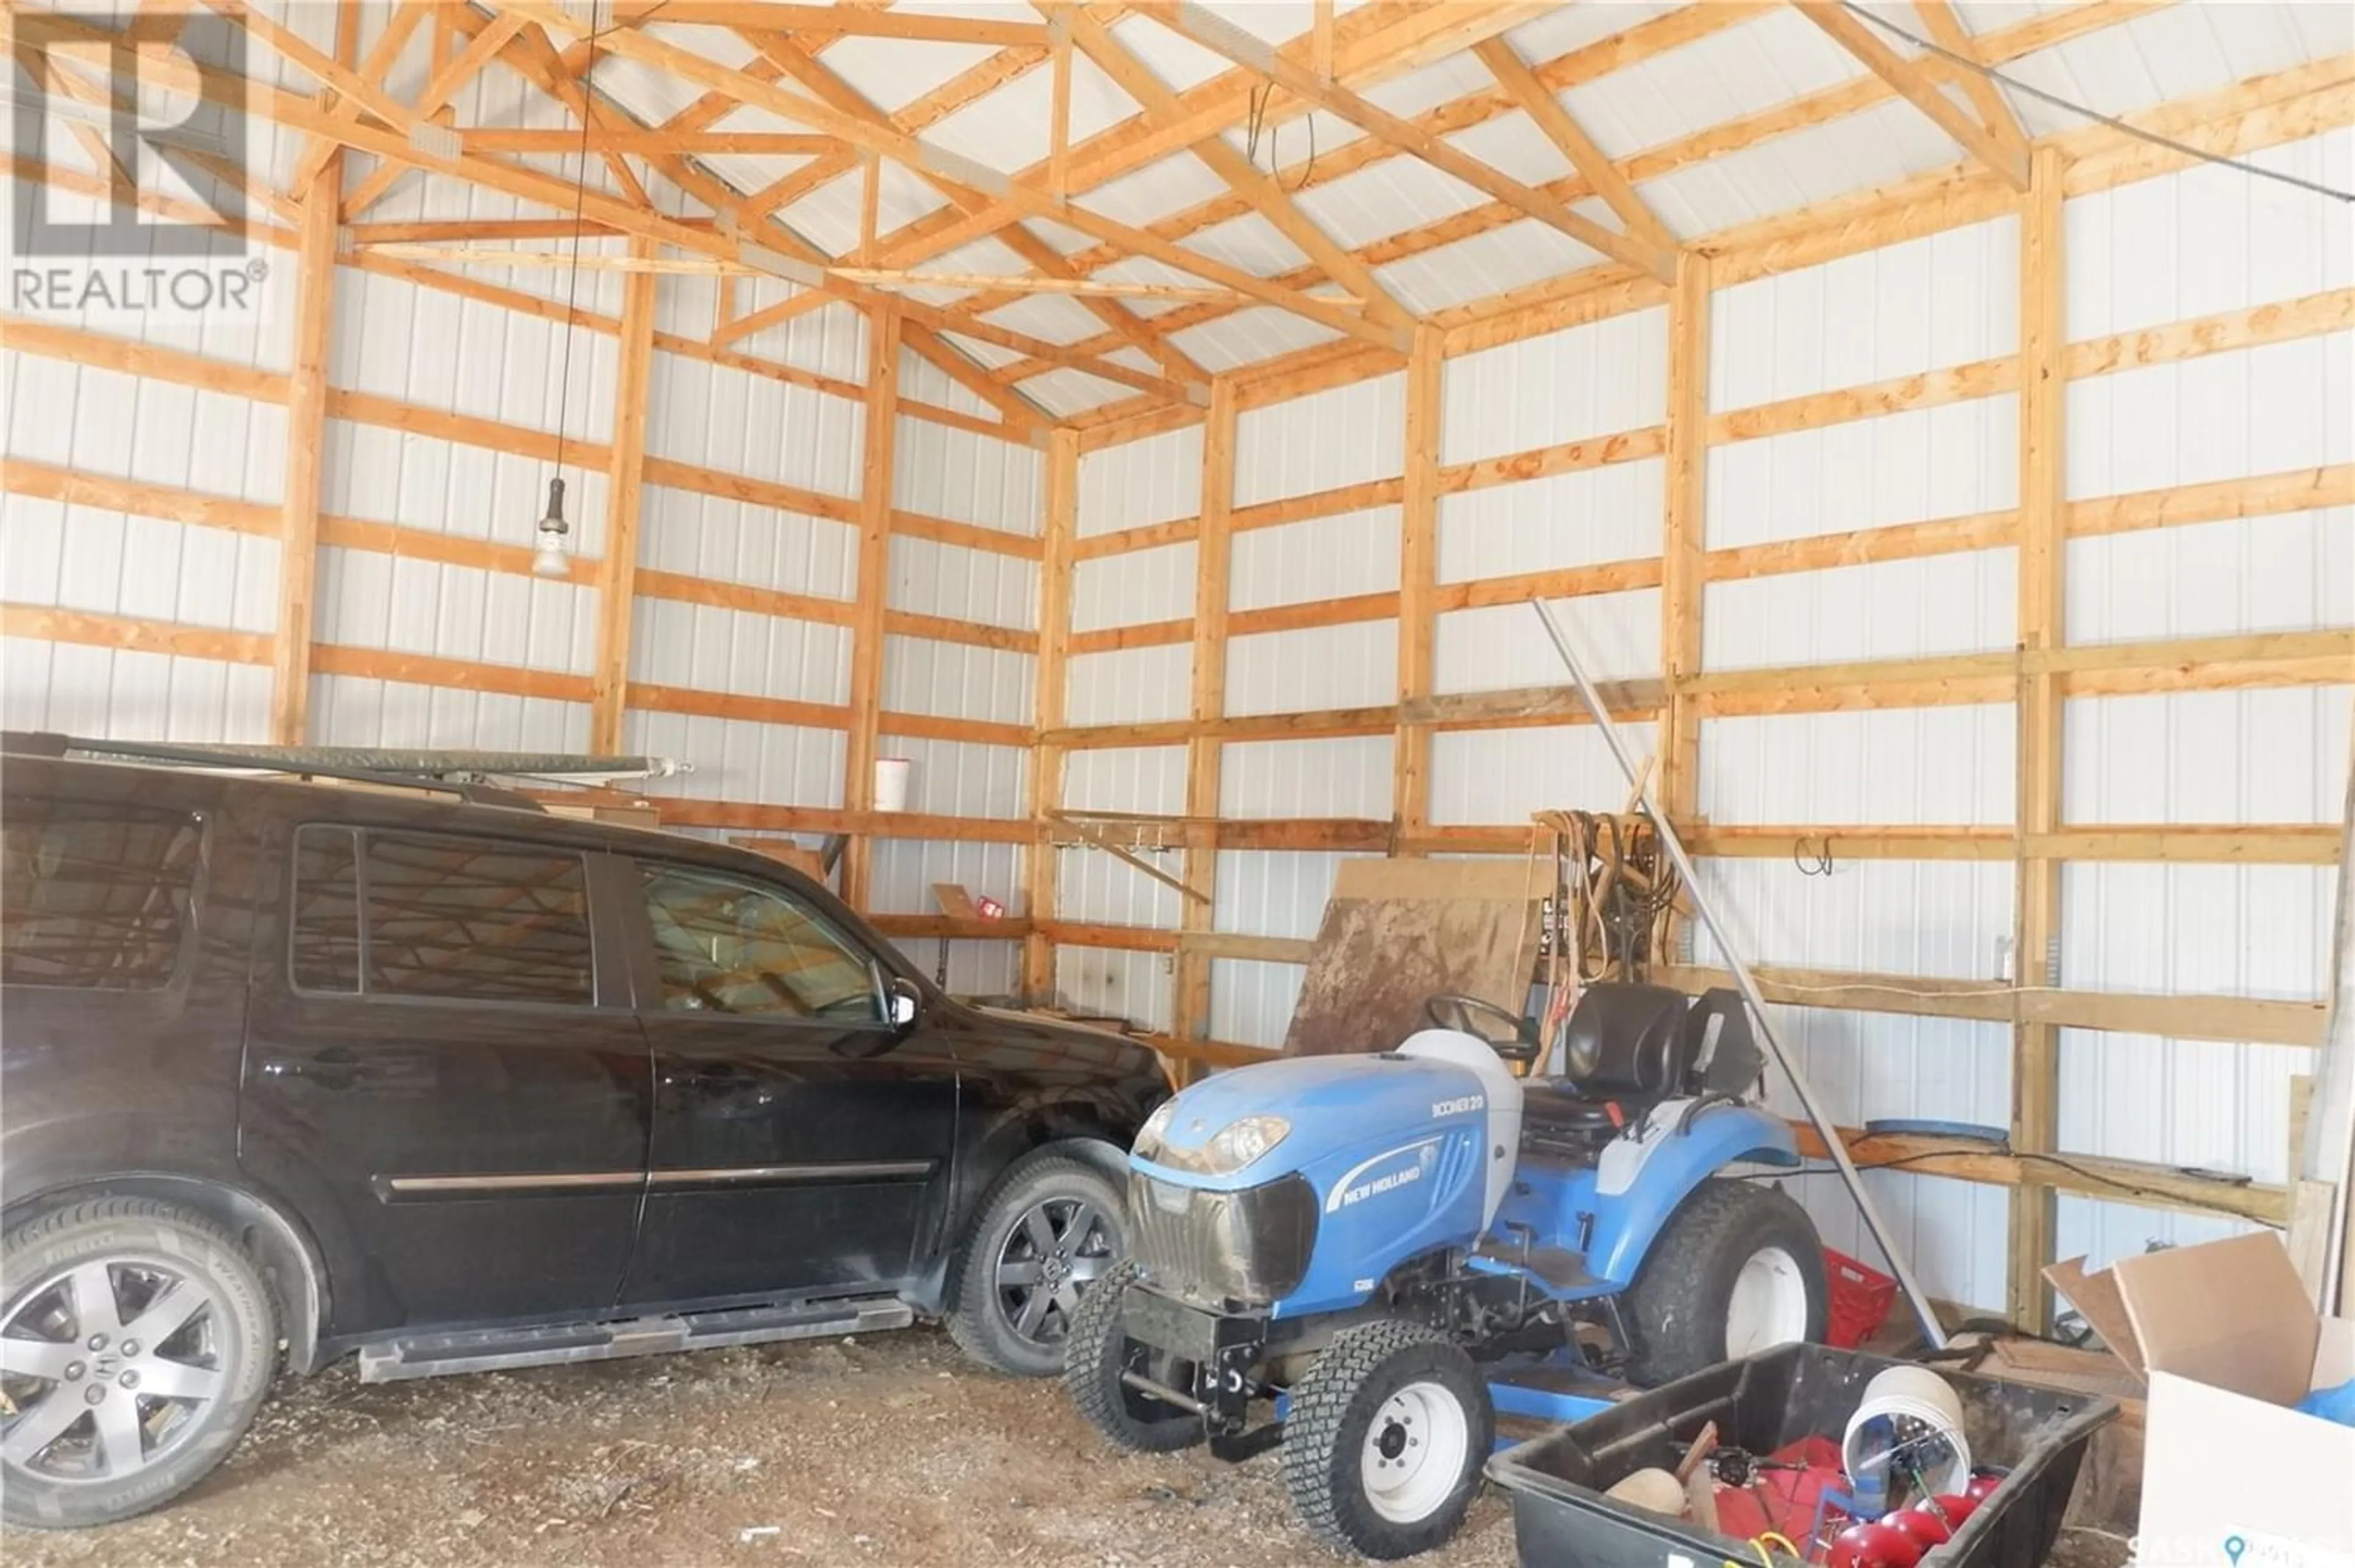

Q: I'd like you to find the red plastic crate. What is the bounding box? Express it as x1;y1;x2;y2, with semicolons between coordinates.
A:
1824;1248;1897;1348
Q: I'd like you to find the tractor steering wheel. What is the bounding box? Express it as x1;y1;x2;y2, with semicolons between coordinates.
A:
1424;993;1542;1065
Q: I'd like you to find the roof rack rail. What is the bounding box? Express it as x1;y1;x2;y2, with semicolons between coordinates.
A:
0;733;686;813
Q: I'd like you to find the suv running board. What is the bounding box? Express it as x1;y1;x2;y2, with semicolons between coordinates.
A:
355;1297;915;1383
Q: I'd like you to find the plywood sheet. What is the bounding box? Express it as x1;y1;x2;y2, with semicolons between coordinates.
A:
1282;858;1544;1058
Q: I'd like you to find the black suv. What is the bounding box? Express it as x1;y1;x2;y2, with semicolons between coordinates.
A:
0;744;1165;1528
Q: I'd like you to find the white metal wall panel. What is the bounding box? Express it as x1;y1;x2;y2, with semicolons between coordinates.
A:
1434;592;1661;692
1228;507;1402;610
2;641;270;743
5;352;287;503
1428;723;1655;827
2;495;278;633
1219;736;1394;820
1054;943;1173;1033
2067;509;2354;644
1699;706;2018;827
623;709;843;808
2059;1030;2306;1183
873;736;1028;820
1437;462;1664;583
2052;1197;2254;1280
316;548;594;673
630;598;851;705
644;351;864;502
2064;333;2353;499
1710;218;2018;410
310;672;589;753
2061;862;2336;1001
323;417;612;562
1072;541;1197;632
869;840;1024;916
881;637;1033;727
1232;373;1406;507
637;483;856;600
1690;859;2018;982
1214;851;1358;939
659;274;866;383
2065;128;2354;339
1225;621;1398;716
1212;960;1306;1051
1063;746;1187;816
892;419;1044;535
1076;424;1203;536
886;535;1039;630
1441;307;1668;466
332;261;619;438
2065;687;2351;825
1706;397;2020;551
1065;644;1192;726
1702;551;2019;670
897;346;1002;425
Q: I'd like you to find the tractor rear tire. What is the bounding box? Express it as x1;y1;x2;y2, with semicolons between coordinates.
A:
1282;1320;1493;1560
1062;1260;1204;1453
1621;1179;1827;1388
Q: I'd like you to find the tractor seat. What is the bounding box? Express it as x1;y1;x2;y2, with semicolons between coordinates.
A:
1519;984;1696;1150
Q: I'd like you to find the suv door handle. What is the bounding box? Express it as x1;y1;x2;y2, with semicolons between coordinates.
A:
259;1049;360;1092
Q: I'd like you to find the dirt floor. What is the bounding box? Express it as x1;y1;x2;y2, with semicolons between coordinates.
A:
10;1326;2132;1568
11;1326;1521;1568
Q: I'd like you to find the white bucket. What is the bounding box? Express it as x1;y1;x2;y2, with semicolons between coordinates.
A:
1842;1364;1972;1501
874;757;914;813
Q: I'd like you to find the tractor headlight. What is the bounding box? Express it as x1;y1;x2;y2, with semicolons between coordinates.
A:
1133;1098;1178;1163
1198;1114;1290;1174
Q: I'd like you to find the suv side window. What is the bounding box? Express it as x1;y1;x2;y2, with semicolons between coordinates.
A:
289;825;595;1006
1;797;202;990
640;864;881;1023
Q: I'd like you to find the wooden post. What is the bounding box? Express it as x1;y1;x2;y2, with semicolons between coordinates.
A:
1047;15;1073;203
1174;379;1238;1054
1660;251;1710;836
590;235;659;754
842;302;903;911
1026;428;1079;1005
1394;325;1441;848
2009;145;2067;1329
267;137;342;743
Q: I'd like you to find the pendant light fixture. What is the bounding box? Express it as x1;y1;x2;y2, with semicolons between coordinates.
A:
534;2;602;579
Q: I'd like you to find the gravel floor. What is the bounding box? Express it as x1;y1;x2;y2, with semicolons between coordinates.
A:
7;1326;1522;1568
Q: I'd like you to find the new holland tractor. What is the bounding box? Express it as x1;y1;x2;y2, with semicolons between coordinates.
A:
1063;982;1831;1559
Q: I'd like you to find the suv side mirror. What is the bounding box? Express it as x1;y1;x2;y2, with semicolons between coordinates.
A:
887;976;922;1031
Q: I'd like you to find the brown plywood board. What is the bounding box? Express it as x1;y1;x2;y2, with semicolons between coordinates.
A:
1282;858;1544;1057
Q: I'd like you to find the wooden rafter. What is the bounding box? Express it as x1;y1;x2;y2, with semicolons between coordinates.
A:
1059;7;1417;337
462;129;838;155
1912;0;2034;174
740;29;1214;387
1792;1;2032;191
1471;36;1675;258
1140;2;1674;283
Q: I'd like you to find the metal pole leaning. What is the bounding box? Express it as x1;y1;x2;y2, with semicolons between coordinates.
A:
1531;600;1948;1350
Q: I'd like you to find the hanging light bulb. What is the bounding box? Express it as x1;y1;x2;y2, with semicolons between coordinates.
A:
531;475;570;578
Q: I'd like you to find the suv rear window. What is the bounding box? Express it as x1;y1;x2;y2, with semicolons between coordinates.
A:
2;798;203;990
291;827;595;1006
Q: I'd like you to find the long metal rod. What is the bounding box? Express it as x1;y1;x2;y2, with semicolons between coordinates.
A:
1531;601;1948;1349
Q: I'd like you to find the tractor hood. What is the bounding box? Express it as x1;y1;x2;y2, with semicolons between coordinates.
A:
1138;1050;1490;1193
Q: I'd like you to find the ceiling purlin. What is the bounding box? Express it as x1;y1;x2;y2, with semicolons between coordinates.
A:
943;0;2158;352
1791;0;2032;191
861;1;1555;276
742;26;1212;389
1471;35;1674;258
499;2;1396;353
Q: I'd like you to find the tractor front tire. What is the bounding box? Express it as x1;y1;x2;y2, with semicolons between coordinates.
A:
1622;1179;1827;1388
1282;1320;1493;1560
1062;1260;1204;1453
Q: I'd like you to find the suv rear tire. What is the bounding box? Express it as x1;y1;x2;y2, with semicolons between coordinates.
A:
1;1196;280;1528
946;1147;1125;1377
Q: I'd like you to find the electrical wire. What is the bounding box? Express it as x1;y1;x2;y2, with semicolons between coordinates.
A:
548;2;604;489
1835;1;2355;204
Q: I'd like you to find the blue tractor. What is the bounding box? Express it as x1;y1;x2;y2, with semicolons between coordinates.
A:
1063;982;1831;1559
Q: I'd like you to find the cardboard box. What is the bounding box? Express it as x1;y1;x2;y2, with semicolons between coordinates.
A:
2113;1232;2355;1568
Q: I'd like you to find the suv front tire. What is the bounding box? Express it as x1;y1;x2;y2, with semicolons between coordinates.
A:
1;1196;280;1528
946;1147;1126;1377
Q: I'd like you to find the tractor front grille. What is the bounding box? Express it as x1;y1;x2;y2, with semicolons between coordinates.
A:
1126;1171;1317;1311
